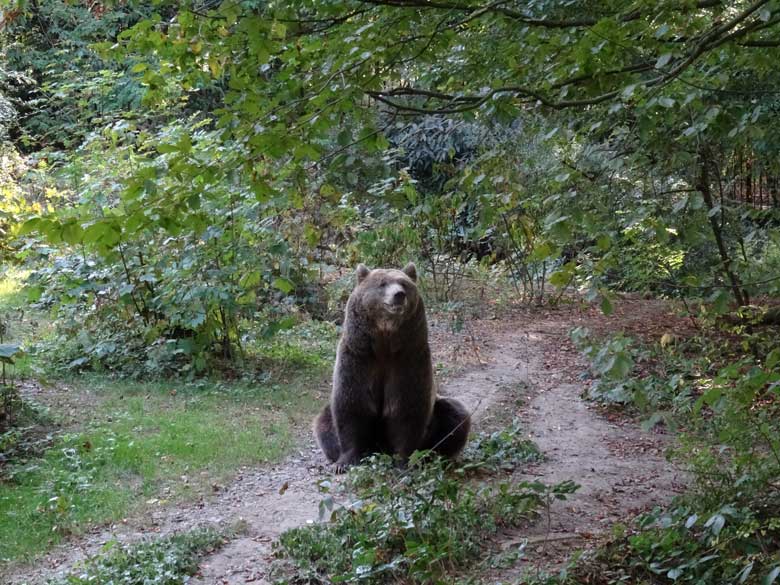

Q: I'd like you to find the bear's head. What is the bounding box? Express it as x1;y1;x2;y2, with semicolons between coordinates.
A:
352;262;420;329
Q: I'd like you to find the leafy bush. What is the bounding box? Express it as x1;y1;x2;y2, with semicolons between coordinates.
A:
569;500;780;585
17;118;325;377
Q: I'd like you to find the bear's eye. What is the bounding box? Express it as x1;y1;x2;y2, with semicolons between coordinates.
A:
379;281;388;288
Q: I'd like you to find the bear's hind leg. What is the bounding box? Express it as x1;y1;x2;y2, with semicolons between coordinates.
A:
314;404;341;463
333;415;380;473
422;397;471;458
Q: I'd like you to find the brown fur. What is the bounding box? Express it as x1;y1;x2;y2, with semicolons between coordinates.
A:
314;263;470;471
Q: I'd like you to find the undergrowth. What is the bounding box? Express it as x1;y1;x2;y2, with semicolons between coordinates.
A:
273;422;576;584
555;321;780;585
48;527;225;585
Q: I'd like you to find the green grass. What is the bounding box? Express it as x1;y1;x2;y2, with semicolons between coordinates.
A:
0;269;53;377
0;274;336;562
0;371;328;562
0;268;28;312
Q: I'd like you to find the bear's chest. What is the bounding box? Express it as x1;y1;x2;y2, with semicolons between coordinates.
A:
370;333;402;357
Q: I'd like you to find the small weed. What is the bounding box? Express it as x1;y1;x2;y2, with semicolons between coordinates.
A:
460;418;542;472
570;327;706;421
48;527;225;585
561;499;780;585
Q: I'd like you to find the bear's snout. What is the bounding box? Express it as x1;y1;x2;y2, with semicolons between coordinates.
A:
383;283;408;311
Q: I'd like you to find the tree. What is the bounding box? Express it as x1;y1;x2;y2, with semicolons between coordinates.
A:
110;0;780;304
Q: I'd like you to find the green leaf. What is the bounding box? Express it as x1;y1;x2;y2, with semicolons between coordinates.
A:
529;242;554;261
27;286;43;302
82;221;121;247
600;295;613;316
549;269;572;288
61;222;83;245
765;348;780;369
704;513;725;536
272;277;295;294
19;217;41;236
271;21;287;39
605;353;631;379
702;387;723;407
252;180;276;202
239;270;262;289
655;53;672;68
708;289;729;314
765;566;780;585
0;343;22;359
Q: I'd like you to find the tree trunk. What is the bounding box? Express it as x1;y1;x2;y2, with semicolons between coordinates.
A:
697;154;748;307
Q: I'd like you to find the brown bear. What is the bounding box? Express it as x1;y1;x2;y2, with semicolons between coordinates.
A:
313;262;470;472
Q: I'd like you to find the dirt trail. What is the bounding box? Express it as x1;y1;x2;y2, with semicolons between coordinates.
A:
494;320;686;576
5;311;685;584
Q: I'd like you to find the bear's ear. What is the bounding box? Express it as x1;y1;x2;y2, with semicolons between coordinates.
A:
356;264;370;284
402;262;417;282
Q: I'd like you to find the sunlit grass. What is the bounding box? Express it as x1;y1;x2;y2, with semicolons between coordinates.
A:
0;277;337;562
0;369;329;562
0;268;28;312
0;269;52;378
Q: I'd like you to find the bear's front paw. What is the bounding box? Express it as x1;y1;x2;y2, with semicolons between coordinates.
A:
333;452;360;474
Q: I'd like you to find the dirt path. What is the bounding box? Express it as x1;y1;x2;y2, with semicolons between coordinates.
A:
5;310;686;584
491;319;686;578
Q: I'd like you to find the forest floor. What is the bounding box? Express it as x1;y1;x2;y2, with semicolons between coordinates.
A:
3;298;689;584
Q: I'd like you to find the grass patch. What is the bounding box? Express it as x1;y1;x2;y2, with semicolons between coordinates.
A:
249;319;339;377
0;370;328;562
273;424;576;584
0;269;53;377
0;277;337;562
0;269;28;313
49;526;225;585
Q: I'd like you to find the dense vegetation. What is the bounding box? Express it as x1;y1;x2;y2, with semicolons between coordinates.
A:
274;425;572;584
1;0;779;582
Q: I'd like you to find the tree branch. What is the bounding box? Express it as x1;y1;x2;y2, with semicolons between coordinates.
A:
357;0;724;29
365;0;776;114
